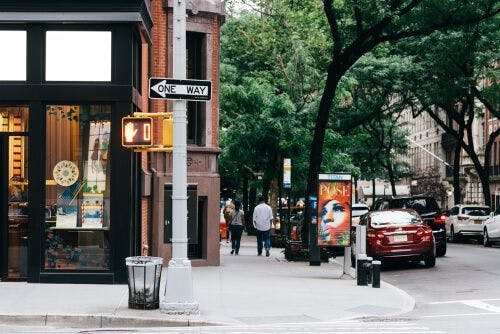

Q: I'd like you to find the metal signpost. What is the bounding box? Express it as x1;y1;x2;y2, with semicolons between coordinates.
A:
158;0;202;315
121;0;203;314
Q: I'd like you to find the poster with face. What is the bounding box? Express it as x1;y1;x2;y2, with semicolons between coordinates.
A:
85;121;110;194
317;174;352;247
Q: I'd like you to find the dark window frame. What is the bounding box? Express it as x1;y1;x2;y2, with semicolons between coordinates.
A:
186;31;206;146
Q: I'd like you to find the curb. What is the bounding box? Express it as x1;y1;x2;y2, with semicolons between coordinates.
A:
380;280;416;316
0;314;226;328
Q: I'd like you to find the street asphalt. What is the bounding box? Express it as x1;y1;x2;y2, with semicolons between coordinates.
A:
381;240;500;334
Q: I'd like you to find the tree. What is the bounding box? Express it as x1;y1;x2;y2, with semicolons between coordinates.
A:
220;5;349;213
398;17;500;206
306;0;499;231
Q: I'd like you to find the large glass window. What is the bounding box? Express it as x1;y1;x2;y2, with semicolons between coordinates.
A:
44;105;111;271
0;31;26;81
45;31;112;82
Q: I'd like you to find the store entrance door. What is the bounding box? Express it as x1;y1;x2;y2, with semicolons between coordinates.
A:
0;107;29;281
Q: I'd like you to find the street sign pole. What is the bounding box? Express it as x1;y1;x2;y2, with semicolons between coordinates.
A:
160;0;198;315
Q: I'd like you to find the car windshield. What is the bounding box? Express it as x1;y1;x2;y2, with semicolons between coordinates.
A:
463;207;490;216
388;198;439;214
370;211;422;228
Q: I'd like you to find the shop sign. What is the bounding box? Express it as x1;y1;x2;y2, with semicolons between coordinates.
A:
149;77;211;101
121;117;153;148
283;158;291;189
317;173;352;247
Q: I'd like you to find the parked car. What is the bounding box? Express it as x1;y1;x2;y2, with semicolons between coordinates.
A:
352;209;436;267
352;203;370;227
372;196;447;257
445;204;491;242
484;206;500;247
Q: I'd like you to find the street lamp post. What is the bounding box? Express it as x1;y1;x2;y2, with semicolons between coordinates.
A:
160;0;199;315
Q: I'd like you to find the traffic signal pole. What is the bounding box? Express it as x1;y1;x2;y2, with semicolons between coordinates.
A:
160;0;199;315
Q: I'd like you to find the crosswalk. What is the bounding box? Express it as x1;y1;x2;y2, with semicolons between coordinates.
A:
67;319;446;334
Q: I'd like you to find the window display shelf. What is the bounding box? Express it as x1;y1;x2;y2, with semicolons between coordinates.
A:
48;226;110;231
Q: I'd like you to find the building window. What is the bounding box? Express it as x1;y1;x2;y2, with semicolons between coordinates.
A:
44;105;111;270
186;32;205;145
0;30;26;81
45;31;112;82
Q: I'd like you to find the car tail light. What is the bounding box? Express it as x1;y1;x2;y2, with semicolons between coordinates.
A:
458;215;469;221
416;228;433;237
367;232;385;240
434;214;446;224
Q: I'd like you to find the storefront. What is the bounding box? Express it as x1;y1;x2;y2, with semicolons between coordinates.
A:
0;1;152;283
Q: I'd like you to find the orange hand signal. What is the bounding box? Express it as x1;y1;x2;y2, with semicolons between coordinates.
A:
124;122;138;142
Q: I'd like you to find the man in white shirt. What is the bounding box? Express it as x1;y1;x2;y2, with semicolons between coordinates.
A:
252;195;274;256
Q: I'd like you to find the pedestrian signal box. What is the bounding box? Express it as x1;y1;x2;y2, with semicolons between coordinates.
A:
122;117;153;148
163;117;173;147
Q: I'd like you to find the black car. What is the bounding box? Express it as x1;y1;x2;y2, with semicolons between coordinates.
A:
372;196;447;257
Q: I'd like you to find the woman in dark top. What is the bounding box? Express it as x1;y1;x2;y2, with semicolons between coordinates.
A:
229;200;245;255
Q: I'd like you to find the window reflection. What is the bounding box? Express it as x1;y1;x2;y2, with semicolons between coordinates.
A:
44;105;111;270
0;31;26;81
45;31;111;82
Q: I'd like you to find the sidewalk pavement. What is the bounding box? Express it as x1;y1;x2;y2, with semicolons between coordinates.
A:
0;235;415;328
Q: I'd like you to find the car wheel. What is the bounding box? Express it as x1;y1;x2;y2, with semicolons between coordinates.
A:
436;240;447;257
424;253;436;268
484;228;492;247
450;225;459;243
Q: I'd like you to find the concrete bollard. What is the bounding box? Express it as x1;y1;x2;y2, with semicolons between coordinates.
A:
356;254;368;286
372;260;381;288
365;257;373;285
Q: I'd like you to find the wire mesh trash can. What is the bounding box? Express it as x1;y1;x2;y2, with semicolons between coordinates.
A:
126;256;163;309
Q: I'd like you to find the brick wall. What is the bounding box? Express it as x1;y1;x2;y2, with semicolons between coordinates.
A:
151;0;167;142
211;16;219;148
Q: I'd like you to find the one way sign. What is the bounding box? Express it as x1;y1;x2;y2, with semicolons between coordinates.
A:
149;77;211;101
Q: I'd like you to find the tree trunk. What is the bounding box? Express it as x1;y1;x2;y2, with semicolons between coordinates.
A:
304;66;344;244
478;168;492;207
248;182;257;232
354;177;358;202
269;178;279;220
387;163;397;196
372;178;376;205
243;175;249;213
453;141;461;205
262;177;271;201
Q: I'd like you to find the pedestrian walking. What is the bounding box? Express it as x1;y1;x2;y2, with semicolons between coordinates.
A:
252;195;273;256
229;200;245;255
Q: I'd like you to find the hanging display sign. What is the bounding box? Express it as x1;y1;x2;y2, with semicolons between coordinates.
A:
317;173;352;247
121;117;153;148
283;158;291;189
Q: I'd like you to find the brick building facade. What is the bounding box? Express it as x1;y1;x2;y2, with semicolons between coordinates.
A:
143;0;225;265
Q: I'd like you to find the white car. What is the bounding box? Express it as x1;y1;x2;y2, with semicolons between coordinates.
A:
351;203;369;227
445;204;491;242
484;207;500;247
